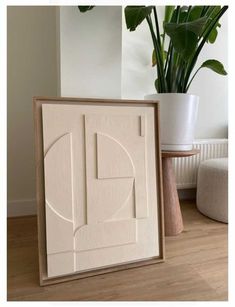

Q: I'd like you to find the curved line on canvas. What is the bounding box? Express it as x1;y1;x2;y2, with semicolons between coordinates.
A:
104;178;135;222
46;200;73;224
44;132;71;157
97;132;136;176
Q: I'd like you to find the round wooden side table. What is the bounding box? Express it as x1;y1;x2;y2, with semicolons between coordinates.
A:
162;149;200;236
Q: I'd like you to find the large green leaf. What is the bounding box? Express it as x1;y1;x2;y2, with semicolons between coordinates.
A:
189;6;221;43
125;6;153;31
173;6;220;44
164;16;207;59
164;6;175;23
200;59;227;75
78;6;95;13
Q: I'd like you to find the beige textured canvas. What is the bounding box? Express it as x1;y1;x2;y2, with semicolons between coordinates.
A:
41;103;160;278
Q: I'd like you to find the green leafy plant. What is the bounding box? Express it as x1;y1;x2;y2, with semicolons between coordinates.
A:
78;5;228;93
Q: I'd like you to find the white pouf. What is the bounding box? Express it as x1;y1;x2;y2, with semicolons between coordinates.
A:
196;158;228;223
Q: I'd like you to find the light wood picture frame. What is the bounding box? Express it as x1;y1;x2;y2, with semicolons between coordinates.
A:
33;97;164;286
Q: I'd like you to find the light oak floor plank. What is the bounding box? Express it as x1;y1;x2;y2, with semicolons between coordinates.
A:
7;200;228;301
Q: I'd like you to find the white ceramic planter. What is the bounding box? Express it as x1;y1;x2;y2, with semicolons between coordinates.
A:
145;93;199;151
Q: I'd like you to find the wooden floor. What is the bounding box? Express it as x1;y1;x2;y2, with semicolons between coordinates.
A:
7;200;228;301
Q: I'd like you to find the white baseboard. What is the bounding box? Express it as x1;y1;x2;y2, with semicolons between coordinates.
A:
7;190;195;217
7;199;37;217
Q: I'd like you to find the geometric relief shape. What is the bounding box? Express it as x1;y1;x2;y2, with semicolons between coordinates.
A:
45;202;74;255
140;115;145;137
84;112;149;223
75;219;137;252
133;140;148;219
107;181;135;221
44;133;73;221
135;178;148;219
47;252;74;278
87;178;135;223
97;133;135;179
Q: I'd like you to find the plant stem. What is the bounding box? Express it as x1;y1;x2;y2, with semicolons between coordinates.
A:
176;56;186;92
200;6;210;17
153;6;162;47
165;6;181;92
164;41;172;72
172;53;180;91
146;15;167;92
185;67;201;92
175;5;181;23
185;6;192;22
153;6;166;83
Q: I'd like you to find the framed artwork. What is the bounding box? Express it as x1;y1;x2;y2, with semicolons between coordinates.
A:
33;97;164;285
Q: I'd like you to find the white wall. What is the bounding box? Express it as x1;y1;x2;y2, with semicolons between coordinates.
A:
122;7;228;138
121;7;165;100
59;6;122;98
190;14;228;138
7;7;58;215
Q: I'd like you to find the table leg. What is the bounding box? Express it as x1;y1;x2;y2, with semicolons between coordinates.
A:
162;157;183;236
